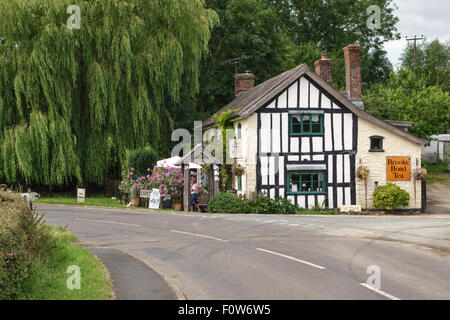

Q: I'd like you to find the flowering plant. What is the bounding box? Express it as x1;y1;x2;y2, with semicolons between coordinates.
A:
119;167;136;194
231;164;245;176
356;166;369;181
413;167;427;180
144;166;184;201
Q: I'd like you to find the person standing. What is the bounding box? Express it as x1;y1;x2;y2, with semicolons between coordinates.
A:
191;180;199;212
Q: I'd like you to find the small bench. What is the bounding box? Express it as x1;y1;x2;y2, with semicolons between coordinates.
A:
196;192;209;212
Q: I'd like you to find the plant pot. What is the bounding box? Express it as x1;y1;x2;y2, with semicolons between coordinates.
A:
131;197;140;207
162;198;173;209
174;203;182;211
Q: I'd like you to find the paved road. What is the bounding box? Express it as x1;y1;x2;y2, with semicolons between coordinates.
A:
37;205;450;300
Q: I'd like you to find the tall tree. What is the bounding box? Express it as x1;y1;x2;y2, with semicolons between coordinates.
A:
363;68;450;140
400;39;450;91
168;0;293;130
0;0;218;186
270;0;399;90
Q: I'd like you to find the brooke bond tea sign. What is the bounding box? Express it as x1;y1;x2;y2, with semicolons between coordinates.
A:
386;156;411;181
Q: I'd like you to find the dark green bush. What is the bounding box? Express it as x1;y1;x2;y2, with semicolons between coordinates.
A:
128;148;158;177
373;182;410;212
207;193;250;213
207;192;301;214
0;190;54;299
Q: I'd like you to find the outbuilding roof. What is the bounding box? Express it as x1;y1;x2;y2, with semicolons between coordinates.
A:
203;64;427;146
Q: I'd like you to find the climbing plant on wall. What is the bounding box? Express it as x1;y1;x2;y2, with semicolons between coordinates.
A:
0;0;218;186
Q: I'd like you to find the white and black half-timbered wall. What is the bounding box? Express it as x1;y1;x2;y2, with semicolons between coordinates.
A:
256;75;358;209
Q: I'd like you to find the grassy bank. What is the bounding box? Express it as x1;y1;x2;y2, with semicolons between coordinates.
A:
36;196;124;208
424;161;450;185
1;190;112;299
18;225;113;300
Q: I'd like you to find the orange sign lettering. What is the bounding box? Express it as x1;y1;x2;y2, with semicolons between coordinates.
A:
386;156;411;181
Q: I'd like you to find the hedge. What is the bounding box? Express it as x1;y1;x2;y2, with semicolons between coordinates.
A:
0;190;54;299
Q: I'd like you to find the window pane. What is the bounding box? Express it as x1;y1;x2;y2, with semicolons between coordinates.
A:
301;173;311;191
292;124;301;133
312;123;321;133
302;115;310;132
371;137;382;150
292;115;301;124
311;115;320;123
312;172;319;191
318;172;324;192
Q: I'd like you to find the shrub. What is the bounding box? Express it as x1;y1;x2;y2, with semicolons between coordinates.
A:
207;193;301;214
0;190;54;299
248;196;299;214
128;148;158;177
372;182;410;212
207;193;249;213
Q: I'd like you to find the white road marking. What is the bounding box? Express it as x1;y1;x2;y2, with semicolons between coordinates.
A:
256;248;326;270
170;230;230;242
264;220;277;223
288;224;299;226
360;283;401;300
74;218;141;227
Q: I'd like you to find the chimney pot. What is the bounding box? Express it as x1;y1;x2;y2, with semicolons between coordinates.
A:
234;72;255;96
314;53;333;86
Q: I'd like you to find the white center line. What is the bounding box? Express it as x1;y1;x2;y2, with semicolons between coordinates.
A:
170;230;230;242
74;218;141;227
256;248;325;270
360;283;401;300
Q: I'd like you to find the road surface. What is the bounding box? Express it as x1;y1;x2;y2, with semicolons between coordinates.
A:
37;205;450;300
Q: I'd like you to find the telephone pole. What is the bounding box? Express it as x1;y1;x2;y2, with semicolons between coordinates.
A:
406;35;424;69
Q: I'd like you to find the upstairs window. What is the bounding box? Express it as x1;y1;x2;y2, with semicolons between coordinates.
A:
369;135;384;152
290;114;323;135
237;123;242;139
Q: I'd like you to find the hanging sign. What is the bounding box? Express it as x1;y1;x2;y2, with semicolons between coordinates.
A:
229;139;243;159
148;189;161;209
386;156;411;181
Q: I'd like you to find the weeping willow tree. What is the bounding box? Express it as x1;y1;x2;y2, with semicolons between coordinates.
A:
0;0;218;186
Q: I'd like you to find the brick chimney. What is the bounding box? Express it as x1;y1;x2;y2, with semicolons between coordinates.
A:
234;72;255;97
314;53;333;86
343;44;362;100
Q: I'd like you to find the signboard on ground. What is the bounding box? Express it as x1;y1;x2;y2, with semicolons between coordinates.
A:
140;189;152;198
386;156;411;181
20;192;40;202
77;188;86;203
148;189;161;209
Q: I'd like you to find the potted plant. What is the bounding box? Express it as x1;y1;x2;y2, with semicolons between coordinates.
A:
356;165;369;209
231;163;245;176
413;167;427;202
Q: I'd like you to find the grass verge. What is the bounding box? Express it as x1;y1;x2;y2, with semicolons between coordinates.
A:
35;196;124;208
424;161;450;185
18;225;113;300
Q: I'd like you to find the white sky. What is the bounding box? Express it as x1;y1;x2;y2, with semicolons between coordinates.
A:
384;0;450;69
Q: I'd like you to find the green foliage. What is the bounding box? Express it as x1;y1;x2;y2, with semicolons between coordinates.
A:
400;39;450;92
128;148;158;178
207;192;301;214
272;0;399;90
372;182;410;212
0;190;54;299
17;226;113;300
0;0;218;186
364;68;450;140
207;192;248;213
